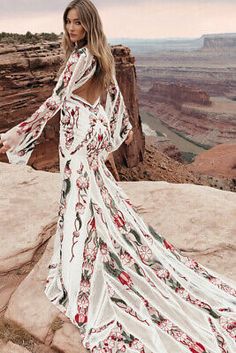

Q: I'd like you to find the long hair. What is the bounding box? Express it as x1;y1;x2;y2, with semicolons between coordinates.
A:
61;0;115;92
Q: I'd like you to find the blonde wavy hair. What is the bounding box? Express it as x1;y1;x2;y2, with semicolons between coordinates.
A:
61;0;115;92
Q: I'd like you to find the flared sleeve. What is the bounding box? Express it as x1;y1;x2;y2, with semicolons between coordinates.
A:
105;74;133;153
1;46;97;165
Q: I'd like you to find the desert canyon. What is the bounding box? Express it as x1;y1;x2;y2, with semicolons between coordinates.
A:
0;33;236;352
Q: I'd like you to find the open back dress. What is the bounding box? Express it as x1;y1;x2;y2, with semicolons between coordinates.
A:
2;46;236;353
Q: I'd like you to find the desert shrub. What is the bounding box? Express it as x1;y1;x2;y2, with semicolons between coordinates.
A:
180;151;197;163
0;32;59;44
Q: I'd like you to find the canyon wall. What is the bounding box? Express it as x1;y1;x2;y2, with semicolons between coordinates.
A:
140;80;236;147
203;35;236;50
0;42;145;171
147;82;211;108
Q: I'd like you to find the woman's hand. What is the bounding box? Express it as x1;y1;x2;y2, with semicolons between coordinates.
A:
0;134;11;154
125;129;134;145
0;126;23;155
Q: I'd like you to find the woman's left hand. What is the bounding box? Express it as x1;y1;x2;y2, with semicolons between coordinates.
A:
0;134;11;154
125;129;134;145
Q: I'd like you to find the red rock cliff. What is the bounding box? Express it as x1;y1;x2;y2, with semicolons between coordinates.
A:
203;34;236;49
147;82;211;108
0;42;145;172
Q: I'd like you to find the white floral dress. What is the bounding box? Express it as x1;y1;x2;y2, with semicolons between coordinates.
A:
1;46;236;353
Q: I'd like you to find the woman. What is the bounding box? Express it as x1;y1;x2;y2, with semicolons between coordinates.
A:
0;1;235;352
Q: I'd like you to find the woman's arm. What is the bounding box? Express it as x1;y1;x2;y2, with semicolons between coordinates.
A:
105;74;133;152
0;46;96;165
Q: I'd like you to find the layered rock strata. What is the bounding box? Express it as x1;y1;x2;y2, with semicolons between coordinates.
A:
0;42;145;173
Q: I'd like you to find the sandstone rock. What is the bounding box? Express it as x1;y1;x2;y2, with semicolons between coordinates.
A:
0;162;59;313
1;162;236;352
0;340;31;353
111;45;145;169
188;143;236;179
4;235;59;343
123;180;236;282
51;322;88;353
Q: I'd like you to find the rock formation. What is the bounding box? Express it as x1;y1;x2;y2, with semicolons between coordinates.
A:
140;94;236;147
203;34;236;50
0;161;235;352
188;143;236;181
137;39;236;151
147;82;211;108
111;45;145;169
0;42;145;174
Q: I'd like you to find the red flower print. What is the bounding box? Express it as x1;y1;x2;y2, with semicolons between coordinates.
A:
75;202;85;214
114;213;125;228
131;338;144;350
138;245;152;262
100;242;108;255
118;271;133;286
19;121;31;133
163;239;174;250
98;133;103;141
65;164;72;177
75;313;88;324
218;307;230;312
90;217;96;230
120;251;135;266
80;279;90;293
73;230;80;237
117;342;126;351
190;342;206;353
18;121;28;128
76;175;89;189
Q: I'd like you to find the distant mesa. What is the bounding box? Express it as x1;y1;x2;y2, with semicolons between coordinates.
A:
202;33;236;49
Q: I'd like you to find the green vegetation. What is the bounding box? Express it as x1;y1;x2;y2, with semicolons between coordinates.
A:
171;128;212;150
155;130;165;137
0;31;60;44
180;151;197;163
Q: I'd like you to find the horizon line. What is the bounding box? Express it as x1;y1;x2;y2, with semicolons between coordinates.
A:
1;31;236;41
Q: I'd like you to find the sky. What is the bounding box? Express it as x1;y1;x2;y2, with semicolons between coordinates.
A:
0;0;236;39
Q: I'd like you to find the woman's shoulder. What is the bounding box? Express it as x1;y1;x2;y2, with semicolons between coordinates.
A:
66;45;95;69
73;45;93;59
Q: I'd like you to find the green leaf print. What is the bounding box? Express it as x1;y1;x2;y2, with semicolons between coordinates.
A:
109;251;123;270
104;262;120;277
110;297;127;306
55;80;65;96
207;308;220;319
130;229;142;245
63;178;71;197
134;263;145;277
148;224;163;243
75;212;82;228
121;330;134;344
122;233;133;248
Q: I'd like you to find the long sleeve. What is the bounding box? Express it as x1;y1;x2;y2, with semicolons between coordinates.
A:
1;46;97;165
105;74;133;153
